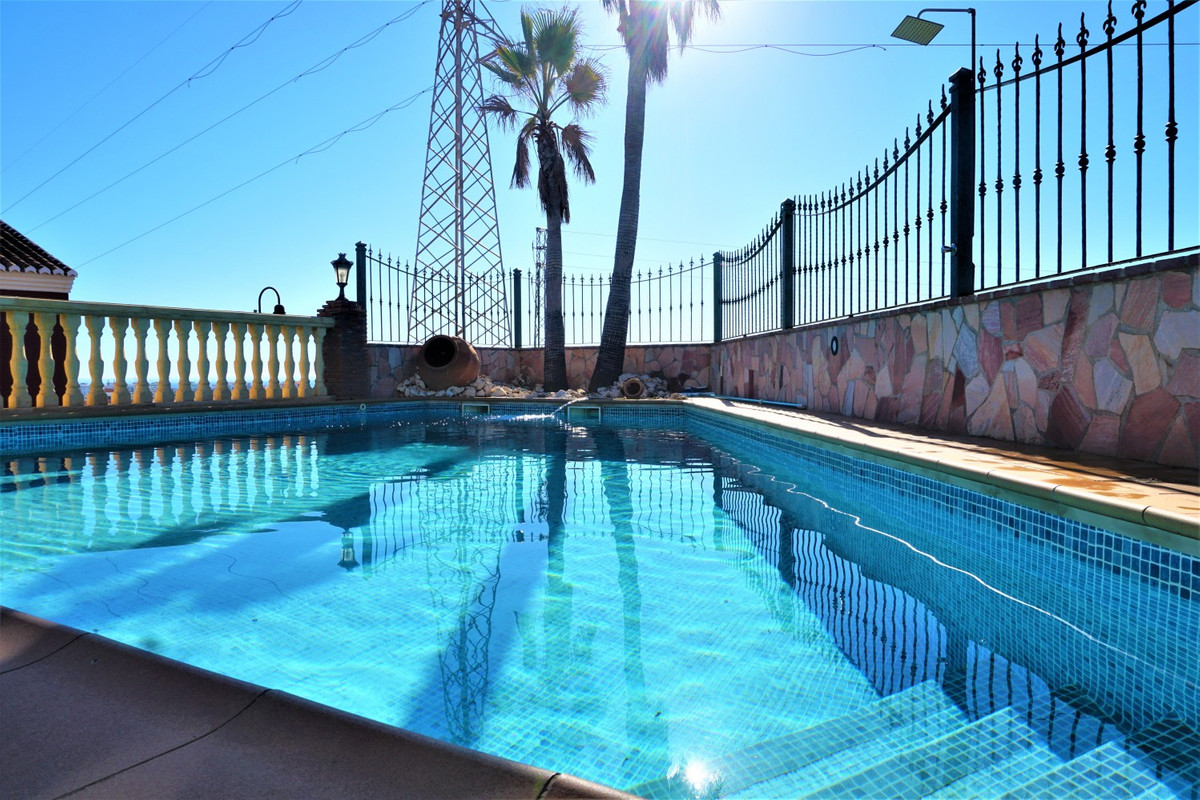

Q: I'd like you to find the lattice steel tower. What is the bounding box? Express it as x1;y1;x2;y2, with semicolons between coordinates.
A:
409;0;509;347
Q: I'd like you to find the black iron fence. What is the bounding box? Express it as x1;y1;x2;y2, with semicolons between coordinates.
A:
362;0;1195;349
716;0;1196;339
974;0;1195;287
364;244;712;348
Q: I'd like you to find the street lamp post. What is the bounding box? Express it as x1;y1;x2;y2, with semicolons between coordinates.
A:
891;7;976;73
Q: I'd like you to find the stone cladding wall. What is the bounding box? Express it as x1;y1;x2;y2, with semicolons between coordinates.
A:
714;257;1198;468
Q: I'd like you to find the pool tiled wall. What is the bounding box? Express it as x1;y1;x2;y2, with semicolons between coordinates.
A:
688;408;1200;738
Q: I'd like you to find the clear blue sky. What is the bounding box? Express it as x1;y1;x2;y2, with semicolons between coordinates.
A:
2;1;1194;320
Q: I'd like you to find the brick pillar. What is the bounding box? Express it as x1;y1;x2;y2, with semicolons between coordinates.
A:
317;298;368;399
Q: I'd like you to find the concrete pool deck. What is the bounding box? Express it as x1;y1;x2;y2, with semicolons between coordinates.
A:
1;397;1196;799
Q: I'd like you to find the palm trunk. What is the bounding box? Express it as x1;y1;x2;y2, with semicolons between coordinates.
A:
588;60;649;391
543;211;567;390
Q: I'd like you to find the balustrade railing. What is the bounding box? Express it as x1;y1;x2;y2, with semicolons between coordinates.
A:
0;297;334;410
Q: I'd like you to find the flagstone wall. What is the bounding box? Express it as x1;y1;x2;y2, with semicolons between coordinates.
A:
714;256;1199;468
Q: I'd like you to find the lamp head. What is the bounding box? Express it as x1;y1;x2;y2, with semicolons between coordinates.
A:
891;14;945;45
331;253;352;301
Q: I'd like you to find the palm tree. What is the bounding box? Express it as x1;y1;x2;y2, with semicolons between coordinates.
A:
588;0;719;392
481;8;606;391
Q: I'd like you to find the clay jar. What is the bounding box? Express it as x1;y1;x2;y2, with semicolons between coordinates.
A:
620;377;646;399
416;335;481;391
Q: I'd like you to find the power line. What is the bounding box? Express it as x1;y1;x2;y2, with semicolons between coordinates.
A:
568;229;728;249
584;40;1195;54
78;88;433;268
1;0;304;215
1;3;214;175
25;0;435;235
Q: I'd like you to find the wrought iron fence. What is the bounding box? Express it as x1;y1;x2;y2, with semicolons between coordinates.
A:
714;0;1195;340
364;242;712;348
360;243;511;348
974;0;1197;288
362;0;1195;350
517;258;712;348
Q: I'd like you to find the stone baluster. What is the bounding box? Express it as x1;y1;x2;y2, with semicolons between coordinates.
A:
34;312;57;407
281;325;297;398
59;314;85;406
193;320;212;401
212;321;230;401
314;326;328;396
84;315;108;406
248;323;265;399
265;322;281;399
230;322;248;400
153;319;172;404
109;317;131;405
6;312;32;408
173;320;193;402
297;326;312;397
131;317;152;404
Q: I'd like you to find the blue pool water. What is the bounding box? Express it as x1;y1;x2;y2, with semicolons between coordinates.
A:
2;410;1197;797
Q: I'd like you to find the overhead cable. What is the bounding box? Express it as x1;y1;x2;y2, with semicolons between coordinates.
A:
2;0;303;215
1;3;214;174
26;0;435;234
78;88;433;267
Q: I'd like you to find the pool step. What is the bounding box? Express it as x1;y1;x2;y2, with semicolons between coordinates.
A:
1001;741;1171;799
922;737;1063;798
631;681;960;799
798;708;1048;799
717;682;967;798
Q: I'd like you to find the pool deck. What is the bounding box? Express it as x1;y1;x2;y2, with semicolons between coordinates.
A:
1;397;1196;799
0;607;639;799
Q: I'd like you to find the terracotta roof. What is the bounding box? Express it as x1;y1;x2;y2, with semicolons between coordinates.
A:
0;219;77;277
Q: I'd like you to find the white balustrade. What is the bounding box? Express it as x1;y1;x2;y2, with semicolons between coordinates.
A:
0;298;334;411
85;315;108;406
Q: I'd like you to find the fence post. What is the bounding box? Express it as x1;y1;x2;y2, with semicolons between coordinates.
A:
512;268;522;349
355;241;367;309
780;198;796;329
712;251;724;344
948;67;976;297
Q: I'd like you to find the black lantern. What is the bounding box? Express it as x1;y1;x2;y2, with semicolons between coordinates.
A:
257;286;285;314
337;531;359;571
331;253;352;301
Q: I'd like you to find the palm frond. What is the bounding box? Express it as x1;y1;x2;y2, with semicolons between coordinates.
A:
521;10;536;63
482;58;521;86
532;7;580;75
480;95;521;129
512;125;534;190
561;59;607;116
672;0;720;47
559;123;596;184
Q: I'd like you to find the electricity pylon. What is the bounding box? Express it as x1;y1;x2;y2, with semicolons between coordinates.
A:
409;0;510;347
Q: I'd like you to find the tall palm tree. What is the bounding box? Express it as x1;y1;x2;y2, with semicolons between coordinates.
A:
588;0;719;392
481;8;606;391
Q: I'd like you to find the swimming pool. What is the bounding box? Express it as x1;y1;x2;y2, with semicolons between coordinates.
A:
1;403;1196;798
